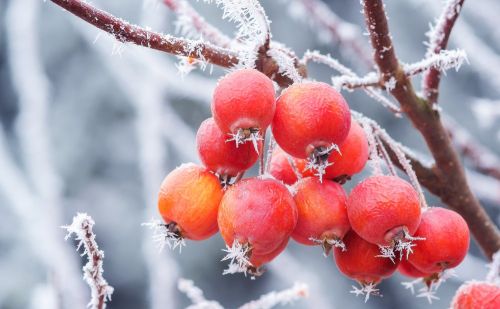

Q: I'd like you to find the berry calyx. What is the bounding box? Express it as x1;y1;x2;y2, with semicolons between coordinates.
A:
451;281;500;309
196;117;261;177
408;207;470;274
158;163;223;241
212;69;275;149
268;147;312;185
292;177;350;255
323;120;369;181
271;82;351;176
347;175;422;247
218;177;298;274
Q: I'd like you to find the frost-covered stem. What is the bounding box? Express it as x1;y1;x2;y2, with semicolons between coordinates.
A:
238;282;308;309
294;0;372;67
304;50;400;114
363;0;500;259
403;49;467;77
163;0;232;47
178;279;223;309
444;116;500;182
49;0;238;67
63;214;114;309
422;0;465;105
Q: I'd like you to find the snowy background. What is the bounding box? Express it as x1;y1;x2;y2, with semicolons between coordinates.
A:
0;0;499;308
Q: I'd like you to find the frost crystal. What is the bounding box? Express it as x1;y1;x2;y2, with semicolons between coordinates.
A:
227;128;263;154
178;278;224;309
350;282;381;303
401;269;457;304
221;241;253;276
142;219;186;253
309;237;346;257
239;282;308;309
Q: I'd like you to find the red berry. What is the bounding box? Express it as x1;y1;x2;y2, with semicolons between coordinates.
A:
408;207;469;274
324;120;369;180
347;175;421;245
269;147;312;185
292;178;350;251
271;82;351;159
158;163;223;240
451;282;500;309
398;259;432;278
212;69;275;138
250;238;289;268
196;117;261;177
334;230;399;284
218;177;297;268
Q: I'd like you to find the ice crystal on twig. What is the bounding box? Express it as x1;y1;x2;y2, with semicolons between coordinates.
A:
239;282;308;309
403;49;468;76
304;144;339;182
142;219;186;253
221;241;252;276
350;282;381;303
63;213;114;309
268;44;303;83
402;269;456;304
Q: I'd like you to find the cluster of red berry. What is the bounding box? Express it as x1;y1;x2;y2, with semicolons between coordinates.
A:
156;69;471;300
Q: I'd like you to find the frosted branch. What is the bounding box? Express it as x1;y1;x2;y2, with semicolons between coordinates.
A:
178;279;223;309
239;282;308;309
422;0;465;104
63;213;114;309
403;49;468;77
303;50;401;114
49;0;238;67
164;0;232;47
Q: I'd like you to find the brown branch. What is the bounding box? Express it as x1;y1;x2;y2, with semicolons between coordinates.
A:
50;0;237;67
422;0;465;105
49;0;302;87
363;0;500;259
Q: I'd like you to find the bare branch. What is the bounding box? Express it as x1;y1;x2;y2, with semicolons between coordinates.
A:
163;0;232;47
239;283;308;309
63;213;114;309
49;0;238;67
362;0;500;259
422;0;465;104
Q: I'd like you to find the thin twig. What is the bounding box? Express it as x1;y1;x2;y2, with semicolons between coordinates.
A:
422;0;465;105
50;0;238;67
63;213;114;309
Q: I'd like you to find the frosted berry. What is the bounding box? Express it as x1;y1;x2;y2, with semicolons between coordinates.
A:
158;163;223;240
408;207;469;274
268;147;312;185
212;69;275;148
347;175;421;246
196;117;261;177
218;177;297;273
451;282;500;309
323;120;369;182
292;177;350;254
271;82;351;171
334;230;399;284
